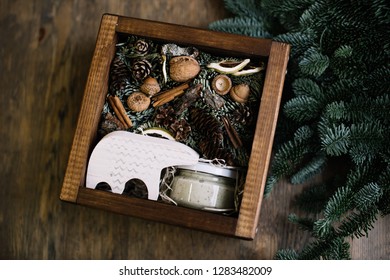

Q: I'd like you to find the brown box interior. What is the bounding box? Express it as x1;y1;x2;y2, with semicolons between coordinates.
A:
60;14;290;239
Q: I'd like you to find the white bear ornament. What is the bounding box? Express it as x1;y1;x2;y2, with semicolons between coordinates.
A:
86;131;199;200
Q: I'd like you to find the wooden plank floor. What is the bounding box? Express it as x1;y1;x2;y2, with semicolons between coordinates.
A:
0;0;388;260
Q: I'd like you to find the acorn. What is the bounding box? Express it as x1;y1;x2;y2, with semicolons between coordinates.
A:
127;92;151;112
230;84;250;103
140;77;161;97
211;74;232;95
169;56;200;82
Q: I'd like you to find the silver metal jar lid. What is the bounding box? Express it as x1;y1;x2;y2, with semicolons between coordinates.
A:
177;161;238;179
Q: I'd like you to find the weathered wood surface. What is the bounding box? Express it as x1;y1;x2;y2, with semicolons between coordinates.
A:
0;0;388;260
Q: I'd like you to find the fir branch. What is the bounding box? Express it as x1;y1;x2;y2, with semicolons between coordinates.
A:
293;125;314;142
290;155;326;185
323;79;360;103
297;238;334;260
292;78;323;99
209;17;272;38
275;31;315;57
268;137;312;184
347;95;380;123
323;238;351;260
299;47;329;77
288;213;315;232
336;207;378;238
313;218;333;238
296;237;351;260
274;249;298;260
261;0;315;31
264;174;278;197
298;1;327;30
373;94;390;123
345;163;378;192
323;186;353;223
323;101;347;122
214;0;390;259
320;123;351;156
284;95;321;122
333;45;353;58
349;122;386;165
362;66;390;97
223;0;262;18
354;182;383;211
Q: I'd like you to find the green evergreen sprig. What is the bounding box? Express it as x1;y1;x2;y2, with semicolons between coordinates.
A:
211;0;390;259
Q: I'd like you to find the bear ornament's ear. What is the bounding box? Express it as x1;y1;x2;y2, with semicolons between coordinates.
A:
86;131;199;200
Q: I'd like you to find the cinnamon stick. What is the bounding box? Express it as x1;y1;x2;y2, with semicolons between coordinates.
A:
152;89;186;107
107;95;133;128
222;116;243;149
152;83;189;104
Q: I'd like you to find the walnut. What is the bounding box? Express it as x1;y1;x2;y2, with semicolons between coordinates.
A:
169;56;200;82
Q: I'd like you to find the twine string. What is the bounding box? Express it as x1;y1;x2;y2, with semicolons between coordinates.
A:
159;166;177;205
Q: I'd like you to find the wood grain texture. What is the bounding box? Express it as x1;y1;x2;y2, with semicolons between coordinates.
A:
63;15;282;239
116;16;272;57
60;14;118;202
0;0;388;260
77;188;237;237
235;42;290;239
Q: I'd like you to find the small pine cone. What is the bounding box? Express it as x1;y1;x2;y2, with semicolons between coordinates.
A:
131;59;152;81
98;112;126;136
134;40;149;55
169;119;191;141
190;107;223;144
232;105;253;126
154;105;176;127
198;140;235;166
110;57;130;92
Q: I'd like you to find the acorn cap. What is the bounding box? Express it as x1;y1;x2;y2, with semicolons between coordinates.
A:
211;74;232;95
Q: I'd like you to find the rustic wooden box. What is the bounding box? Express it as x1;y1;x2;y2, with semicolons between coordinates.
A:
60;14;289;240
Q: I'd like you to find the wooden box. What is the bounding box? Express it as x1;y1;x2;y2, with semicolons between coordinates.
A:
60;14;289;240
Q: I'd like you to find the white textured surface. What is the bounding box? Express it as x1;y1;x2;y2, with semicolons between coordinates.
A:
86;131;199;200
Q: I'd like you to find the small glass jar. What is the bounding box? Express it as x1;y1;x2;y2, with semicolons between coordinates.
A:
169;162;237;212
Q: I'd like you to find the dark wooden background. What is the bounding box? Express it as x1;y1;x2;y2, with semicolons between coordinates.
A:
1;0;388;260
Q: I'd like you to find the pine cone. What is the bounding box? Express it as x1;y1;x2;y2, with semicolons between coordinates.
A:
232;105;253;126
109;57;130;93
131;59;152;81
98;112;126;136
189;108;237;164
134;40;149;55
169;119;191;141
190;107;223;144
198;140;235;166
154;105;176;127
